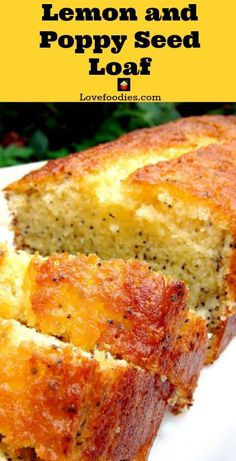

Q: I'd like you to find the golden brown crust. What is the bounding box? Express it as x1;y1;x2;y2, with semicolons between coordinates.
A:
5;115;236;192
0;319;173;461
79;373;172;461
27;253;189;347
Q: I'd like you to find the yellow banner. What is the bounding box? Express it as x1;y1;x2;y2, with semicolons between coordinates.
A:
0;0;235;101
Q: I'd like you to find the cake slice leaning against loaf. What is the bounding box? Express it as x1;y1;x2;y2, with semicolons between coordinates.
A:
5;115;236;362
0;247;207;410
0;318;175;461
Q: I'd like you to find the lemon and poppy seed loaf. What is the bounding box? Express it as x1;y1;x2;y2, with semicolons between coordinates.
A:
5;115;236;362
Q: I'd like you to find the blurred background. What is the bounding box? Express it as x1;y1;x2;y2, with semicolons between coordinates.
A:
0;102;235;167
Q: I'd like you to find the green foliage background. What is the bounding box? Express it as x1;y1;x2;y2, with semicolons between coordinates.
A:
0;102;235;167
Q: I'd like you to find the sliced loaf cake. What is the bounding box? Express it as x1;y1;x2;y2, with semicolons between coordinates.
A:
5;116;236;362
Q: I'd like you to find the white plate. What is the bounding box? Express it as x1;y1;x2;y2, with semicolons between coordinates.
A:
0;162;236;461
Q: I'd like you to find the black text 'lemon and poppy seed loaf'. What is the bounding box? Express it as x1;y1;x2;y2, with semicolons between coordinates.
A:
5;115;236;362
